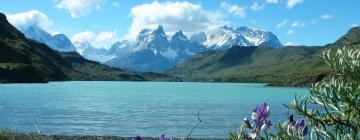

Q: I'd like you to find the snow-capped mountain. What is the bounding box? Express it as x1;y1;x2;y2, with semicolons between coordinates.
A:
134;25;169;52
203;26;283;49
106;25;177;72
73;41;115;63
92;25;283;72
21;26;76;52
236;27;283;48
105;26;210;72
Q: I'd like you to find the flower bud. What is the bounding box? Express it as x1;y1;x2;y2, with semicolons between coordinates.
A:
260;123;268;131
251;112;259;120
266;105;270;117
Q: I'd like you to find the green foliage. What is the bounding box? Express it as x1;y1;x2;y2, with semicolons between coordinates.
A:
289;47;360;139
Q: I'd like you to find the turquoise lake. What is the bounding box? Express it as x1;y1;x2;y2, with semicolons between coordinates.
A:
0;81;308;138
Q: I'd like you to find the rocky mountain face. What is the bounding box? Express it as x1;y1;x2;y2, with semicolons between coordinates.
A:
104;25;283;72
21;26;76;52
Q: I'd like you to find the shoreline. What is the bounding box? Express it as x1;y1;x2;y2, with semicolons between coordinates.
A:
0;80;309;88
0;130;226;140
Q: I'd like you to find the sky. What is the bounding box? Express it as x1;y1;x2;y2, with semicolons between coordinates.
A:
0;0;359;49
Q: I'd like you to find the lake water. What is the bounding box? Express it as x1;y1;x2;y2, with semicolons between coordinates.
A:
0;81;308;138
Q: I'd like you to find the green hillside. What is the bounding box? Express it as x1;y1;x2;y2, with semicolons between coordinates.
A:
168;46;330;86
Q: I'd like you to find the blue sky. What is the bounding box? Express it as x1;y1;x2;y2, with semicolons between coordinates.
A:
0;0;359;48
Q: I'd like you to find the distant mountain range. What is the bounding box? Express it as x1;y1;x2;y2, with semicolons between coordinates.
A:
105;25;283;72
19;22;283;72
0;12;178;83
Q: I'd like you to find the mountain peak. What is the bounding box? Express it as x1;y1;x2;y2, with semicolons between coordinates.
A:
157;25;164;31
190;32;207;44
172;30;187;41
154;25;166;35
221;25;234;30
174;30;184;35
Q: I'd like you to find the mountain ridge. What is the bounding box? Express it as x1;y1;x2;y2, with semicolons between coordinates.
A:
0;12;178;83
105;25;283;72
21;25;76;52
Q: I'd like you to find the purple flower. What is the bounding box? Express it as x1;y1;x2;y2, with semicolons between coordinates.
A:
160;134;166;140
130;136;142;140
159;134;174;140
284;115;309;137
251;103;272;131
252;103;270;120
295;118;305;128
302;126;308;136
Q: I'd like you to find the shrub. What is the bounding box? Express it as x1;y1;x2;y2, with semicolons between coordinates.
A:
230;47;360;140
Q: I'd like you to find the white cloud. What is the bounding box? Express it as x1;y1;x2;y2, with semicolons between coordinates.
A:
251;2;265;11
72;30;119;49
320;14;333;20
291;20;306;27
266;0;278;4
276;20;288;29
56;0;102;18
6;10;56;34
96;31;118;42
351;23;359;28
287;29;295;35
72;31;95;43
285;41;296;46
287;0;303;9
221;1;246;18
126;1;226;40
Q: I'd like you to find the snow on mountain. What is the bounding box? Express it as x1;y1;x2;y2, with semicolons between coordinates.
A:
236;27;283;48
204;26;252;49
134;25;169;52
106;25;177;72
203;26;283;49
21;26;76;52
107;40;134;56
